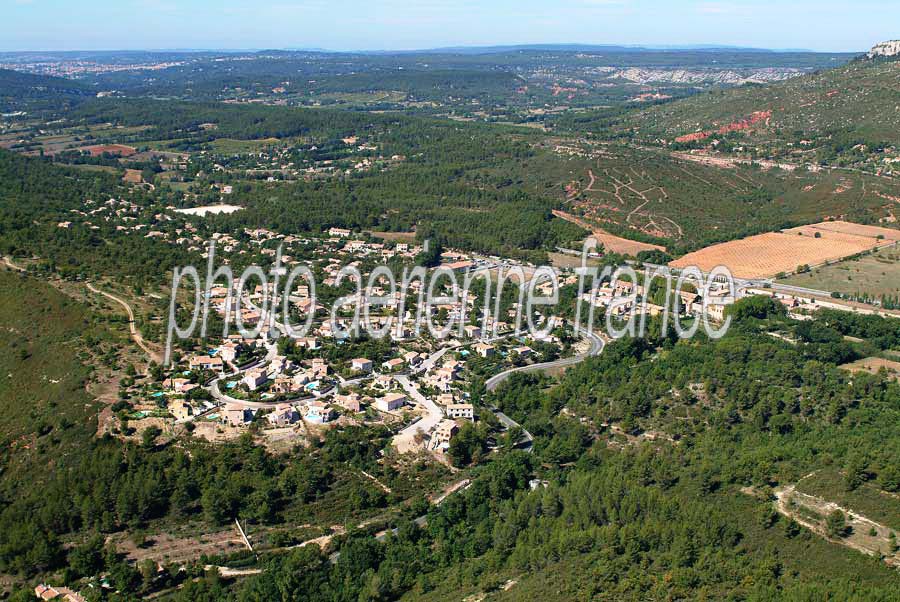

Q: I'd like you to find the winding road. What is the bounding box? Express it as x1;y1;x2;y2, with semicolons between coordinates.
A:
483;328;605;452
485;328;605;393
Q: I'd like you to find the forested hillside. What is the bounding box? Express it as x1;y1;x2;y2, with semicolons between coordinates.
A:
1;292;897;599
0;68;93;113
0;150;196;284
167;306;900;601
589;56;900;171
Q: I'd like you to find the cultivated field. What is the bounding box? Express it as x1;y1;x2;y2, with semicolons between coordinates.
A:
552;210;665;255
779;247;900;298
670;221;900;279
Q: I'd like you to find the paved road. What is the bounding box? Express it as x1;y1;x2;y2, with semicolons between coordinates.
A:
482;328;604;452
205;341;334;410
491;407;534;451
485;328;604;393
86;282;163;364
771;282;838;298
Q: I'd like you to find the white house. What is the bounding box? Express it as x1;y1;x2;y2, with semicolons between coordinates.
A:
474;342;496;358
242;368;268;390
351;358;373;373
305;401;335;423
375;393;406;412
268;404;300;426
446;403;474;420
381;358;405;372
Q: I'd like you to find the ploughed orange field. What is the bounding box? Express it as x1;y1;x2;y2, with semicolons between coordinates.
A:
670;221;900;279
552;210;666;256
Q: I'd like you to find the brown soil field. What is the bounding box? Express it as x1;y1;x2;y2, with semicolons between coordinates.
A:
368;230;417;243
552;210;665;256
670;221;900;279
82;144;137;157
793;221;900;241
839;357;900;381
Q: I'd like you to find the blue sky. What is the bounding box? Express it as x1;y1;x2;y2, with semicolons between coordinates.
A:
2;0;896;52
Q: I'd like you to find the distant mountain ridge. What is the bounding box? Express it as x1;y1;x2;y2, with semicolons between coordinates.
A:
364;43;826;55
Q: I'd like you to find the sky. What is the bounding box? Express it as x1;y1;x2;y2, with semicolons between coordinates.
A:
2;0;897;53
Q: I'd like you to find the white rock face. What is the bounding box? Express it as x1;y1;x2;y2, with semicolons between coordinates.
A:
613;67;803;85
867;40;900;58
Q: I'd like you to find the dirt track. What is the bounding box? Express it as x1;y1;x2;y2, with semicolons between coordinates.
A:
86;282;163;364
553;210;666;255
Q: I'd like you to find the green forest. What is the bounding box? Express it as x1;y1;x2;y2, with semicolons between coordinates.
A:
0;271;898;600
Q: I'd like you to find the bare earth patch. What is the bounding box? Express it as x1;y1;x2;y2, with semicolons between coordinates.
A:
553;210;666;256
840;357;900;381
774;482;900;568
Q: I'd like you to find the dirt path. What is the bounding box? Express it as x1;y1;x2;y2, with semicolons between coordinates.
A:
585;169;597;192
6;260;162;365
588;169;682;239
359;469;392;494
2;256;25;272
86;282;163;365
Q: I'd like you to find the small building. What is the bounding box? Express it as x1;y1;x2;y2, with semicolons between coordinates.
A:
267;404;300;426
373;374;394;390
328;227;351;238
271;377;298;395
334;392;363;413
375;393;406;412
443;260;474;273
351;358;373;373
429;420;459;451
164;377;196;394
222;404;253;427
34;585;86;602
464;325;482;339
512;346;533;358
218;341;241;363
706;302;732;322
474;342;496;358
310;358;330;378
446;403;474;420
190;355;224;372
381;358;405;372
403;350;423;366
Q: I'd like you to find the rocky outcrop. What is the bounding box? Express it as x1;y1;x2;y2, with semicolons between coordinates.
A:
613;67;803;85
867;40;900;59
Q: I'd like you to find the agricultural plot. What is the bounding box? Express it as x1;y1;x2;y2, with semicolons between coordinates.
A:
779;246;900;298
670;220;900;279
552;210;665;255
